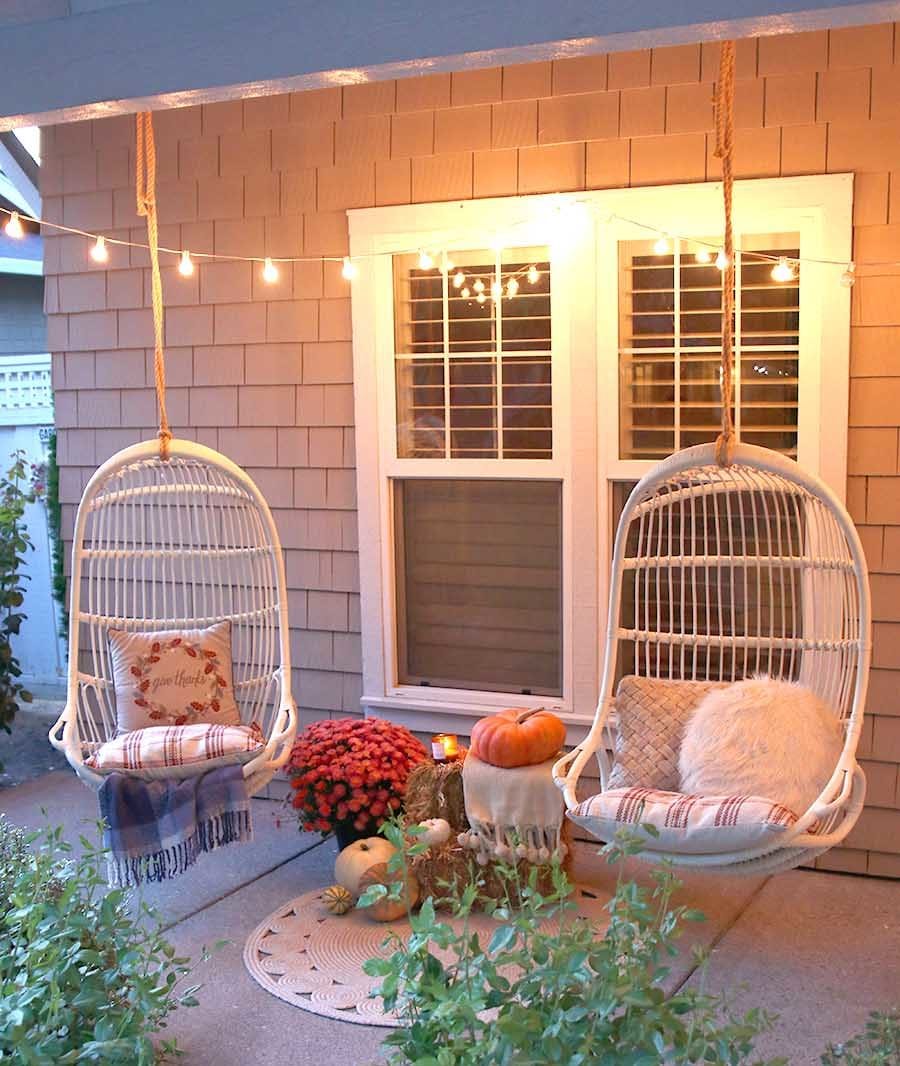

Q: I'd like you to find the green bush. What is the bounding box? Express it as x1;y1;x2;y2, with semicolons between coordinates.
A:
362;823;782;1066
0;816;204;1064
822;1009;900;1065
43;431;69;641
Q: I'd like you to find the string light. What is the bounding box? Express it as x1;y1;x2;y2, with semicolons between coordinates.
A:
473;278;485;293
653;235;670;255
89;235;108;263
341;257;358;281
418;250;434;270
4;211;24;239
506;277;519;297
262;257;279;283
476;292;486;304
453;270;465;288
461;286;471;298
527;265;540;285
771;257;795;283
490;280;502;298
841;262;856;287
695;247;712;263
444;257;454;273
715;250;730;271
178;249;194;276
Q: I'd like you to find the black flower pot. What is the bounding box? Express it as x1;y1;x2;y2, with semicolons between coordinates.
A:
334;821;370;850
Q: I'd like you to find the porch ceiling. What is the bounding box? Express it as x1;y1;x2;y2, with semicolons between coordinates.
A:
0;0;894;131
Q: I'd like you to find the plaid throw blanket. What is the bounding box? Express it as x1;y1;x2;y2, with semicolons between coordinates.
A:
98;764;253;887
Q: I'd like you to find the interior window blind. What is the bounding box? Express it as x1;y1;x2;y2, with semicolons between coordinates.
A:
394;478;563;696
618;234;800;461
393;247;552;460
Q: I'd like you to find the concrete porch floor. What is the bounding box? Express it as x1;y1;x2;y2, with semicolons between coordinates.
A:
2;770;898;1066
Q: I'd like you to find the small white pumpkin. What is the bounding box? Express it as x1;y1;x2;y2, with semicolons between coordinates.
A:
334;837;397;897
417;818;451;847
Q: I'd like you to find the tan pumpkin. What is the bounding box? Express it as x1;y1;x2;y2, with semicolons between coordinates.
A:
358;862;420;922
334;837;397;897
469;707;566;769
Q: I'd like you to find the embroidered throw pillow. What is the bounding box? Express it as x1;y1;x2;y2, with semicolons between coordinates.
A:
608;676;725;791
109;622;241;734
569;786;804;856
86;722;264;780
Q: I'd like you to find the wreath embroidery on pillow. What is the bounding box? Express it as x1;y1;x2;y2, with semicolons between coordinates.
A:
129;636;230;726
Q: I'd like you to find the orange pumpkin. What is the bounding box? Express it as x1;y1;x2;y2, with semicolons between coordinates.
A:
469;707;566;769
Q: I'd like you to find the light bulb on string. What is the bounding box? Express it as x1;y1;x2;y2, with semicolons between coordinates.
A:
90;235;108;263
771;257;795;283
444;257;454;273
527;265;540;285
840;262;856;288
715;250;729;271
453;270;465;289
341;257;358;281
695;246;712;264
178;249;194;276
476;292;486;304
473;278;485;293
4;211;24;239
491;280;502;298
506;277;519;297
653;235;670;255
461;286;471;299
418;250;434;270
262;257;279;283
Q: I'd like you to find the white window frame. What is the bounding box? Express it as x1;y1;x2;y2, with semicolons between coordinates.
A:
349;173;852;733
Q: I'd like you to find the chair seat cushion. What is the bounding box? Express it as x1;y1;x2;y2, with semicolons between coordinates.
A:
86;722;264;780
569;786;805;855
109;621;241;733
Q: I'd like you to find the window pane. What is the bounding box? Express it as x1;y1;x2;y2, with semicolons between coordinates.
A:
394;248;552;459
619;235;800;460
394;478;562;696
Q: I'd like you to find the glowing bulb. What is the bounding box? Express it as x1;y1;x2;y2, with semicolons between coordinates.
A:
506;277;519;297
653;235;670;255
473;278;485;293
841;262;856;288
262;257;279;283
771;257;794;283
527;265;540;285
461;286;471;298
4;211;24;239
342;256;358;280
491;280;502;298
89;235;108;263
694;247;712;264
476;291;486;304
178;249;194;276
453;270;465;288
418;250;434;270
715;250;729;271
444;258;454;273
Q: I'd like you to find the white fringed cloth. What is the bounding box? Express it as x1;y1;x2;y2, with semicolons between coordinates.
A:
458;752;566;865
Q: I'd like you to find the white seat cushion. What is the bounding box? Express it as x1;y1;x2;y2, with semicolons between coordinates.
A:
86;722;264;780
569;787;806;855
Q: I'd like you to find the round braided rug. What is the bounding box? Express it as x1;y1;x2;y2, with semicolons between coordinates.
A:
243;885;611;1027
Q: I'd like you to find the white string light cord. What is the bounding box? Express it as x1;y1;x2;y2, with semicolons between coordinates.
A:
0;200;868;287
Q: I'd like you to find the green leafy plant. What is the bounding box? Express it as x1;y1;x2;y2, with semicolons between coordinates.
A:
42;431;69;641
0;815;206;1064
822;1009;900;1064
0;451;35;753
362;822;781;1066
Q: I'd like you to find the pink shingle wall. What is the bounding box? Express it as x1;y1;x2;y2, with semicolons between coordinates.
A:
43;22;900;874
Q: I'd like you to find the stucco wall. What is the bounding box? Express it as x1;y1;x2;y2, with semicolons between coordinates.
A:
43;22;900;875
0;275;45;355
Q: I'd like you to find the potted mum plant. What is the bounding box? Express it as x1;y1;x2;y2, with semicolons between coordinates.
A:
287;717;427;848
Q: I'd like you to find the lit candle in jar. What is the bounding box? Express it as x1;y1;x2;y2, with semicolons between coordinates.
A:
432;733;459;762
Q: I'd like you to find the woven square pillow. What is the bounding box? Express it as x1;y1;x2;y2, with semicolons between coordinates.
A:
568;786;804;855
86;722;264;780
109;622;241;734
608;676;724;791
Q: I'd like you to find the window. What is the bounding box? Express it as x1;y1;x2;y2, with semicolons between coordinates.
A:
350;175;851;729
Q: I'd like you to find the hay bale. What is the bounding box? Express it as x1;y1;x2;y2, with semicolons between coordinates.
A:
410;842;563;909
404;756;468;831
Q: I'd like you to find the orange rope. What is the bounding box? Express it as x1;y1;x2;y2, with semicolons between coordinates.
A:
714;41;736;467
135;112;172;460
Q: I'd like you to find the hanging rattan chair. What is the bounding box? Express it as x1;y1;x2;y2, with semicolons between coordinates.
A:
553;442;870;874
50;439;298;795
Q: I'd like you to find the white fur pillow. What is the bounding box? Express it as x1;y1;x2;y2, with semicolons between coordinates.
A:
678;678;843;817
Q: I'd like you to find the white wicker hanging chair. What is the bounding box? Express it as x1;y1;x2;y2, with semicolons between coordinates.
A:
50;439;298;795
553;442;871;874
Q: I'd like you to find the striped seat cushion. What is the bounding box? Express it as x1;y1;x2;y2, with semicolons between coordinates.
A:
86;722;264;781
569;787;806;855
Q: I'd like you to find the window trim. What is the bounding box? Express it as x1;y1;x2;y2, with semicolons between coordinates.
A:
349;174;852;730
